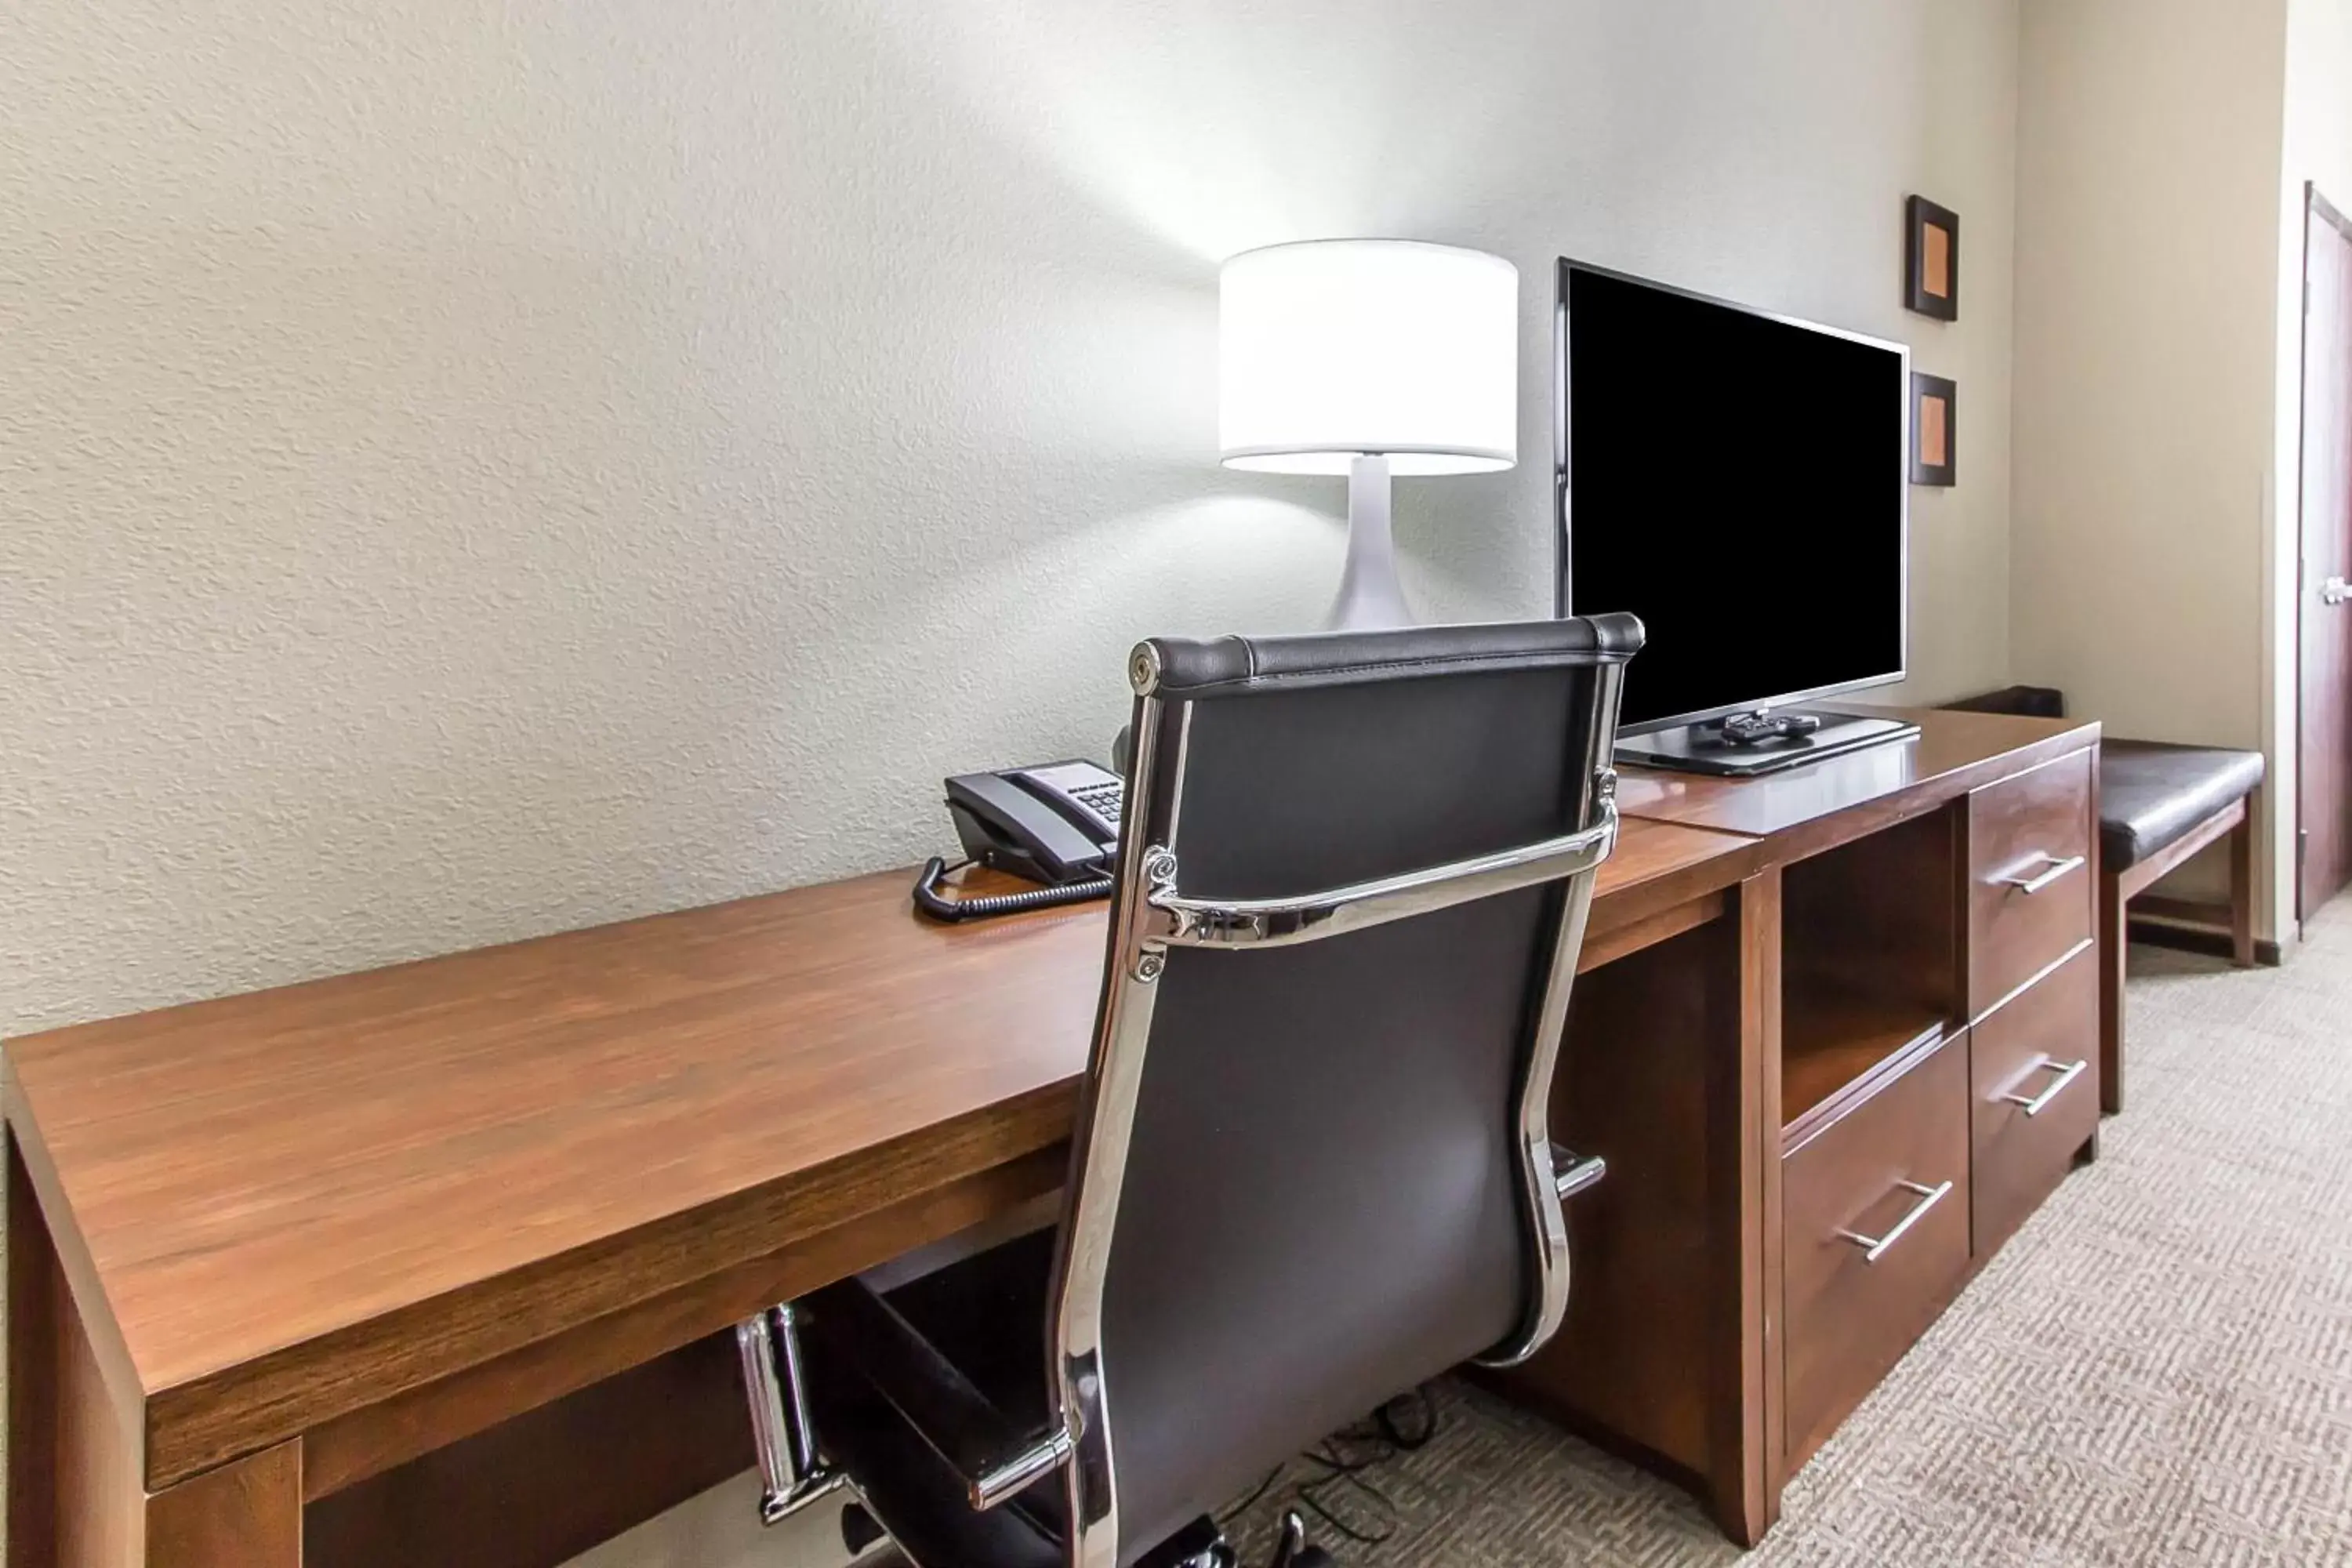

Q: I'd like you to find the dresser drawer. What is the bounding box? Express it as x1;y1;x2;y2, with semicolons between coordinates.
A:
1783;1032;1970;1469
1967;750;2095;1016
1972;942;2099;1257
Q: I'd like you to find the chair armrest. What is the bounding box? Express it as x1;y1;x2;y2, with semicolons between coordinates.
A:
804;1278;1073;1511
1552;1142;1607;1200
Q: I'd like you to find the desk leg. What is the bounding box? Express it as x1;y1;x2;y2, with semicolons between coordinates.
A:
146;1443;302;1567
8;1133;63;1568
1483;883;1780;1548
8;1127;143;1568
6;1134;302;1568
1704;867;1781;1548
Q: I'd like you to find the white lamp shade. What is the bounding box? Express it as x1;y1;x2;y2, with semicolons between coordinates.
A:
1219;240;1518;477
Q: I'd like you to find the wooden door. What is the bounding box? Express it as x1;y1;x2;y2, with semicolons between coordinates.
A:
2300;187;2352;920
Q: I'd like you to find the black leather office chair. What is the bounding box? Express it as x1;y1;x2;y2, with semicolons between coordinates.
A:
735;616;1642;1568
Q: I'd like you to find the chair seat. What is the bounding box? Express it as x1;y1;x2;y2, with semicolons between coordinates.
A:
2100;740;2265;870
814;1367;1064;1568
808;1229;1067;1568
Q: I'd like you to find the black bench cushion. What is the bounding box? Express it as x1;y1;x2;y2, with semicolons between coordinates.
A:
2100;740;2265;870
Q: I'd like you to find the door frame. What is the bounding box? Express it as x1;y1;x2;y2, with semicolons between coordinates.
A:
2299;182;2352;928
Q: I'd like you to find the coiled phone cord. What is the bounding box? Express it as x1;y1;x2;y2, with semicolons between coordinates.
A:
910;857;1113;923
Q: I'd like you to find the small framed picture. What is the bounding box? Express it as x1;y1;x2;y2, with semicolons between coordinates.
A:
1912;372;1956;487
1905;196;1960;321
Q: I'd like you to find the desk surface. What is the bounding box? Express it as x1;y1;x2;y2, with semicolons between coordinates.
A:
4;813;1760;1491
1617;707;2100;848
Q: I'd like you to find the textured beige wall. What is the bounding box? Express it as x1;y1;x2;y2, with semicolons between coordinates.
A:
2;0;2023;1037
0;2;2022;1560
2011;0;2291;927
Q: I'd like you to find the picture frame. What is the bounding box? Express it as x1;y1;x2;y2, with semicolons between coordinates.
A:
1912;372;1956;487
1905;196;1960;321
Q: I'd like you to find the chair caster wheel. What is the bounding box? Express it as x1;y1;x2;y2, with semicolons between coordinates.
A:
840;1501;890;1556
1269;1509;1331;1568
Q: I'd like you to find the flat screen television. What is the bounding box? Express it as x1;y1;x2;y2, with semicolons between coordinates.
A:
1556;260;1916;775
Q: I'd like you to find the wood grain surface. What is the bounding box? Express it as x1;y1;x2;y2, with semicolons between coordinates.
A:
1476;865;1781;1548
1969;943;2100;1259
1715;868;1781;1547
298;1144;1066;1500
1781;1033;1971;1472
144;1443;302;1568
8;1138;64;1568
5;822;1755;1493
10;1131;149;1568
1965;748;2095;1016
304;1334;748;1568
1614;706;2100;859
1494;916;1739;1486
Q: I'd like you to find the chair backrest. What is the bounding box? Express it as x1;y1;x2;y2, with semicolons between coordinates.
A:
1046;616;1640;1566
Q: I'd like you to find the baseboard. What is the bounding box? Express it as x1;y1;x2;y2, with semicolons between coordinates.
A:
2126;916;2282;967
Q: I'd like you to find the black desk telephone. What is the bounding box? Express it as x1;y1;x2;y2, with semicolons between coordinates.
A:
911;760;1126;922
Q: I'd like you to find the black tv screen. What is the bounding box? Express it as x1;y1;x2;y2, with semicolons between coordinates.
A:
1559;262;1909;734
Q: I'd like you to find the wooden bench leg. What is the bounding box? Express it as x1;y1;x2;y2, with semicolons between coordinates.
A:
2100;873;2126;1116
2229;801;2257;967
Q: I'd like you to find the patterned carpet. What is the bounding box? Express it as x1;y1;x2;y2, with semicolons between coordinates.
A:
578;902;2352;1568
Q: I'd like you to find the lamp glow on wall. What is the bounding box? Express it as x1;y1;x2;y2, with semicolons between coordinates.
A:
1219;240;1519;629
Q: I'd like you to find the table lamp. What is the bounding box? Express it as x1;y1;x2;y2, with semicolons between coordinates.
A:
1219;239;1519;630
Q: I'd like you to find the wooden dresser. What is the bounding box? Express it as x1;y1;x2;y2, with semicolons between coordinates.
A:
1500;706;2103;1532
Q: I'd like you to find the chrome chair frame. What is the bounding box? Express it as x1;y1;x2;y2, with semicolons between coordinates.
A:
738;1303;853;1524
740;642;1627;1568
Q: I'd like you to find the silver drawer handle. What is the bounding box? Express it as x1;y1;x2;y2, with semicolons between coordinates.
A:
1998;852;2086;895
2000;1057;2089;1117
1837;1178;1955;1265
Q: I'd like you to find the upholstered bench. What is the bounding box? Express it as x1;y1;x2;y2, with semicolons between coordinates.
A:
2096;740;2266;1113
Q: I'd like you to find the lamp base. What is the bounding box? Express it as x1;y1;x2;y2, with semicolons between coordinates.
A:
1327;456;1413;630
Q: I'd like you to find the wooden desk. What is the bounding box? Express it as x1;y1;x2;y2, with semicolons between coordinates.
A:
6;815;1762;1567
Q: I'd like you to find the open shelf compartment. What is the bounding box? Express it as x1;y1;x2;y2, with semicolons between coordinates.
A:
1780;807;1961;1145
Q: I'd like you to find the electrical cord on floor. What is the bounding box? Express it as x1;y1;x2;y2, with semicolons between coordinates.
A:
1219;1465;1287;1525
1215;1386;1442;1548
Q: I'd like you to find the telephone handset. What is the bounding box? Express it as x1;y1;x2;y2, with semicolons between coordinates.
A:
912;760;1126;922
